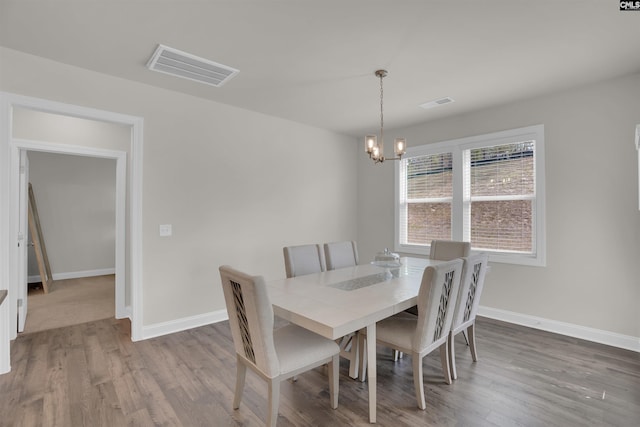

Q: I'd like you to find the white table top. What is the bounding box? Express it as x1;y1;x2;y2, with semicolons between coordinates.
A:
267;257;442;340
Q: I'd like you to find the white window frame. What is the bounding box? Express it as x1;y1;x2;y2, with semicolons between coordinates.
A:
395;124;546;266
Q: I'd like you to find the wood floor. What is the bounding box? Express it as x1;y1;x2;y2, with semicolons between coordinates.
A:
1;317;638;427
24;275;115;334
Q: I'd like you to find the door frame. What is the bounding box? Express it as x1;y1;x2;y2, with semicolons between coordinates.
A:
13;142;127;327
0;92;144;373
16;150;28;332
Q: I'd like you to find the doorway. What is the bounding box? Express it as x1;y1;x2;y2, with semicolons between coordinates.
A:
1;92;144;374
13;137;127;334
23;151;118;333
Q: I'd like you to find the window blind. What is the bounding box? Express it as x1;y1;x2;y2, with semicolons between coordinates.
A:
467;141;535;253
400;152;453;244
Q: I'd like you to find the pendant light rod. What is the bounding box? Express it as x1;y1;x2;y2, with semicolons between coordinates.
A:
376;69;386;157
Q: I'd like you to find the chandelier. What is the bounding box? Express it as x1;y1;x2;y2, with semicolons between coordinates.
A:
364;69;406;163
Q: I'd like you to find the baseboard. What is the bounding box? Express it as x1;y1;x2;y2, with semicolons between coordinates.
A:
138;305;640;353
141;309;229;340
28;268;116;283
478;306;640;353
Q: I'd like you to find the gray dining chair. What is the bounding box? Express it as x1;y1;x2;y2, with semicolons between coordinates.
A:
283;244;326;278
323;240;360;378
447;253;489;380
359;259;463;410
282;244;328;377
429;239;471;261
219;265;339;427
324;241;359;271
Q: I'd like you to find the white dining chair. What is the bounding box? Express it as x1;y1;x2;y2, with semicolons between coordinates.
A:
401;239;469;318
324;241;359;271
323;240;361;378
447;253;489;380
359;259;463;410
283;244;326;278
395;239;471;361
219;266;339;427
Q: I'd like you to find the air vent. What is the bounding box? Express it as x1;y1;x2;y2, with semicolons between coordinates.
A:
419;97;455;109
146;44;239;87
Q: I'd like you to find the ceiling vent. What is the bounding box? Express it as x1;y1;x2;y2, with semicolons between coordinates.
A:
146;44;239;87
419;97;455;109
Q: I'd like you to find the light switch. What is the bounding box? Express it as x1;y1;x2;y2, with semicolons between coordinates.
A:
159;224;172;237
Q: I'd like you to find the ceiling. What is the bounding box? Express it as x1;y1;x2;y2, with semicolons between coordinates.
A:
2;1;640;137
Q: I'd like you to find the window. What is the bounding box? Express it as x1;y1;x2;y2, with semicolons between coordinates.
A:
396;125;545;266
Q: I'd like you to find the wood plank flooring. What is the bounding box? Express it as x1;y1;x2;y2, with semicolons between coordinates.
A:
25;275;115;334
1;317;638;426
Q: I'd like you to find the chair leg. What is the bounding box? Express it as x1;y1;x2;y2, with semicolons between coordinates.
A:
412;354;426;410
468;322;479;361
448;330;457;381
358;333;367;382
233;356;247;409
267;378;280;427
328;354;339;409
439;343;452;385
462;328;469;346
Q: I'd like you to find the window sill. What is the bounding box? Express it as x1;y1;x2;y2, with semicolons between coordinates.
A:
396;244;546;267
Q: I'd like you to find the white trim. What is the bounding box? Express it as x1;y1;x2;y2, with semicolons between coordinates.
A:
130;116;144;341
478;306;640;353
0;95;10;373
11;140;128;322
12;141;128;323
114;146;127;320
13;139;126;159
141;310;229;340
28;268;116;283
0;92;144;375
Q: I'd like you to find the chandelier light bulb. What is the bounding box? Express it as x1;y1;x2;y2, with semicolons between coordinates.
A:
371;145;380;160
394;138;406;156
365;135;377;154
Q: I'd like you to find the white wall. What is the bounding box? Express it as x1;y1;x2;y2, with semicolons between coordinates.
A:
12;107;132;151
358;72;640;341
0;47;358;328
25;151;116;277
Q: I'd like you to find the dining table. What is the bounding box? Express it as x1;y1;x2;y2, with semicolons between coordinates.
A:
266;256;444;424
